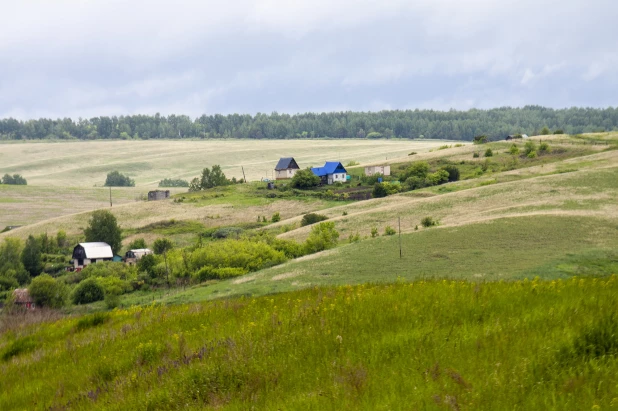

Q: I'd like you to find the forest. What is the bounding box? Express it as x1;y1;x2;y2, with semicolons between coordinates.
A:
1;106;617;142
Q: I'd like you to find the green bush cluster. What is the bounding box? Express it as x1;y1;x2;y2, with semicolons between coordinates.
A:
104;171;134;187
300;213;328;227
1;174;27;185
158;178;189;187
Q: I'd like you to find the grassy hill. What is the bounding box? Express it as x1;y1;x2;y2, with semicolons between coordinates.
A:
1;278;617;409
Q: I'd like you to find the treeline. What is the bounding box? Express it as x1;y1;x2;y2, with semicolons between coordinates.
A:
1;106;617;141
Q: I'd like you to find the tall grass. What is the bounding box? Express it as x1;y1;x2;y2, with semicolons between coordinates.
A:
1;276;617;409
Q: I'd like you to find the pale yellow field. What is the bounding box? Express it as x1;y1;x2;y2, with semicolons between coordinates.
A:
0;139;452;187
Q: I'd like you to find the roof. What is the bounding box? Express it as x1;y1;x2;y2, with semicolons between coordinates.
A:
275;157;300;171
77;242;114;259
311;162;347;177
13;289;33;303
130;249;152;254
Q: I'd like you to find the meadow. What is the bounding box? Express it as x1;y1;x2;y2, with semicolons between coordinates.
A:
1;278;617;410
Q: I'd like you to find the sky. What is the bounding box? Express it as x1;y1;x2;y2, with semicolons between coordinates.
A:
1;0;616;119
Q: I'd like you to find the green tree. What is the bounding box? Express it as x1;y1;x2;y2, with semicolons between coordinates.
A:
291;168;321;189
473;135;488;144
84;210;122;254
29;274;68;308
128;238;147;250
304;222;339;253
21;235;42;277
1;174;27;185
524;140;537;156
104;171;135;187
372;183;388;198
137;254;158;278
540;126;550;135
509;144;520;155
440;165;460;182
153;238;174;285
56;230;68;249
0;238;23;274
72;278;105;304
484;148;493;157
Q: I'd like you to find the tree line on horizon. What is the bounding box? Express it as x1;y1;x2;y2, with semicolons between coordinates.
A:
1;106;617;142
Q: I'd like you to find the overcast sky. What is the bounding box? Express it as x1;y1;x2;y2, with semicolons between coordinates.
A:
1;0;616;119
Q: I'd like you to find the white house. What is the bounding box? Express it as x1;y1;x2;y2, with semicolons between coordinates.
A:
311;162;348;185
71;242;113;269
274;157;300;180
364;165;391;177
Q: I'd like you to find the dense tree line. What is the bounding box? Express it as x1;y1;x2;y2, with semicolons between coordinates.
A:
1;106;617;142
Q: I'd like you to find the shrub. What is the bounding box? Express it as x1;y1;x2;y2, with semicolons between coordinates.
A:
342;211;348;216
384;226;396;236
80;261;136;280
539;141;550;153
553;129;564;135
473;152;480;158
484;148;493;157
195;266;248;282
524;140;537;156
291;168;320;189
75;312;110;331
29;274;68;308
300;213;328;227
1;174;27;185
158;178;189;187
191;240;286;273
1;336;36;361
473;135;488;144
348;233;361;243
440;165;460;182
104;171;134;187
304;222;339;253
509;144;520;155
72;278;105;304
137;254;158;278
421;216;438;227
425;170;449;186
346;161;359;166
212;227;243;239
527;150;537;159
271;212;281;223
371;227;378;238
401;162;429;181
372;183;388;198
128;238;147;250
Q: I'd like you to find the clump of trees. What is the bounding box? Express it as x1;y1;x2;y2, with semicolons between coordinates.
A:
84;210;122;254
189;165;237;191
291;169;321;189
301;213;328;227
105;171;135;187
159;178;189;187
2;174;27;185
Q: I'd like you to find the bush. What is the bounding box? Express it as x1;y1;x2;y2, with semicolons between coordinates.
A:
421;216;438;227
304;222;339;253
371;227;378;238
484;148;493;157
212;227;243;239
509;144;520;155
553;129;564;135
72;278;105;304
104;171;135;187
158;178;189;187
1;174;27;185
425;170;449;186
128;238;147;250
75;312;110;331
195;266;248;281
384;226;396;236
524;140;537;156
473;135;488;144
440;165;460;182
527;150;537;159
291;168;321;189
1;336;37;361
372;183;388;198
137;254;158;278
473;152;480;158
539;141;550;153
80;261;136;280
191;240;286;273
300;213;328;227
271;212;281;223
29;274;68;308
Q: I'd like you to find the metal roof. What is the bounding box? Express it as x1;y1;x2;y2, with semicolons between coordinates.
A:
78;242;114;259
311;162;347;177
275;157;299;171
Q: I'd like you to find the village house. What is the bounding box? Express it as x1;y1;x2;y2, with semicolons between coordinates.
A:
148;190;170;201
13;288;35;310
274;157;300;180
364;165;391;177
506;134;529;141
124;248;153;265
311;162;347;185
71;242;113;270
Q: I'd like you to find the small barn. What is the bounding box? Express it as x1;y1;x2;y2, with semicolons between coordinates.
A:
364;165;391;177
13;289;35;310
124;248;153;265
275;157;300;180
72;242;113;270
506;134;528;140
311;162;347;185
148;190;170;201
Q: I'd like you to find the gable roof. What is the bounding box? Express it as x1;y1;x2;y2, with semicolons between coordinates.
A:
275;157;300;171
311;162;347;177
77;242;114;259
13;288;33;303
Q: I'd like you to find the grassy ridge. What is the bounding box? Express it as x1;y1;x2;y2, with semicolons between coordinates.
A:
1;278;618;409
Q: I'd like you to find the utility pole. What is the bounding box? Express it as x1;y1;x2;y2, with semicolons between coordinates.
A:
398;216;402;259
241;166;247;183
109;186;112;207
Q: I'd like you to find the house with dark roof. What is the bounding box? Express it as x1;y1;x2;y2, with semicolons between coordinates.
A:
71;242;114;270
275;157;300;180
13;289;35;310
311;162;347;185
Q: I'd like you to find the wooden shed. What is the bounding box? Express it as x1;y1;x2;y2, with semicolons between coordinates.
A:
13;289;35;310
274;158;300;180
148;190;170;201
72;242;113;270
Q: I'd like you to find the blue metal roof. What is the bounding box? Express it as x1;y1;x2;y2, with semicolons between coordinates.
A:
311;162;347;177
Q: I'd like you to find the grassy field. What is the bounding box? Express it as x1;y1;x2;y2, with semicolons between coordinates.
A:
1;278;617;410
0;139;451;187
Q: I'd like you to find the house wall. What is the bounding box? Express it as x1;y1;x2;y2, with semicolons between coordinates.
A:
275;169;298;180
365;165;391;176
148;191;170;201
327;173;347;184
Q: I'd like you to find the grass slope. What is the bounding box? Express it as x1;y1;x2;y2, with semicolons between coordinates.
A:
1;279;617;410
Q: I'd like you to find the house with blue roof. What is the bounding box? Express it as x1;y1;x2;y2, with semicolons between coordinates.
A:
311;162;347;185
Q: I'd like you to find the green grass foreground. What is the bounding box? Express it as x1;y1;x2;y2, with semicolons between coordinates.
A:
2;278;618;410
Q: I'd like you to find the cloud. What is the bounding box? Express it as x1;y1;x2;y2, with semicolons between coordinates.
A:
1;0;617;119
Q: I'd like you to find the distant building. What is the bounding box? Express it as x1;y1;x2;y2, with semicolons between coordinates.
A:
311;162;347;185
275;157;300;180
124;248;153;265
506;134;528;141
364;165;391;177
72;242;113;270
13;289;35;310
148;190;170;201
